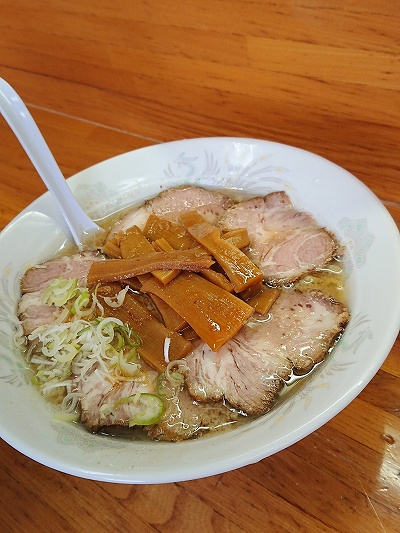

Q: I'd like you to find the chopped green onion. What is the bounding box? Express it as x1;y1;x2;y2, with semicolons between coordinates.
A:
157;371;184;397
113;392;141;408
169;371;184;385
41;278;79;307
113;393;164;425
29;313;142;399
115;325;141;349
102;285;130;308
54;343;79;363
157;372;167;396
128;393;165;426
113;332;124;351
117;351;141;378
71;290;90;314
52;411;80;423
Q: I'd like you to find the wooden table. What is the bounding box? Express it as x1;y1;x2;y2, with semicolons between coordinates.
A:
1;1;399;531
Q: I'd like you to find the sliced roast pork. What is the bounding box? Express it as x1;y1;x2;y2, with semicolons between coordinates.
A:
21;251;104;293
146;388;240;442
76;365;158;433
76;363;239;440
185;289;349;415
18;292;64;335
18;251;105;335
218;191;339;286
108;185;234;238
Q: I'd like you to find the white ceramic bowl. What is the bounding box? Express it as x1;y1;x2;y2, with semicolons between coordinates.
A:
0;138;399;484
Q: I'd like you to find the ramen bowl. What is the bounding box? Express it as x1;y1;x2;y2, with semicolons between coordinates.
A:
0;137;399;483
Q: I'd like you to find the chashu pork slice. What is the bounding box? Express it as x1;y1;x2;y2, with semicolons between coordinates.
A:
146;388;240;442
75;365;159;433
185;289;349;415
21;251;104;293
108;185;234;238
218;191;339;286
18;292;64;335
76;364;239;440
18;251;105;335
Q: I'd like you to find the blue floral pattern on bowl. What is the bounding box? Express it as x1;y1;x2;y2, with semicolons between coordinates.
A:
338;217;374;276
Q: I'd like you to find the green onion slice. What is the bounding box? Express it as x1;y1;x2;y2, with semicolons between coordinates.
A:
114;393;164;426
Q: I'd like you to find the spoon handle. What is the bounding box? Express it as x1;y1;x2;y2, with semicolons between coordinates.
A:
0;78;104;250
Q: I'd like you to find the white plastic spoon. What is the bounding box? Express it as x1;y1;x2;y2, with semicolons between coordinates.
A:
0;78;105;250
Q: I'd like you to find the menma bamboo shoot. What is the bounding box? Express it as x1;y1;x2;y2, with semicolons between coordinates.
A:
141;272;254;351
179;211;262;292
98;283;192;372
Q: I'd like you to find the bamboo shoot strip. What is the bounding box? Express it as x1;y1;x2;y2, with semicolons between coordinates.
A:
102;237;122;258
143;214;196;250
180;211;263;292
98;284;192;371
150;293;188;332
151;238;181;283
87;249;214;285
246;286;281;314
198;268;234;293
119;226;155;258
119;227;187;327
221;228;250;249
120;226;181;284
141;272;254;351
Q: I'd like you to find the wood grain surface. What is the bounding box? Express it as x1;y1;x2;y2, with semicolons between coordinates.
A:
0;1;399;532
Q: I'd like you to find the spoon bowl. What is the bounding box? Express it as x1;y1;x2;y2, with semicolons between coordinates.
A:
0;78;104;250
